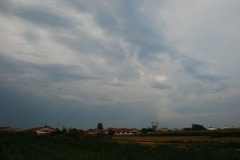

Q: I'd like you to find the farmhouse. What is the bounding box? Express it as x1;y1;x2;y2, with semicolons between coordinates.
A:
207;127;217;131
26;126;57;135
112;128;139;135
85;128;104;135
156;128;168;132
85;128;139;135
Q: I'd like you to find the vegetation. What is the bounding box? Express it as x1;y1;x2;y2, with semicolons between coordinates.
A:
1;131;240;160
149;128;240;137
191;123;207;130
97;123;103;130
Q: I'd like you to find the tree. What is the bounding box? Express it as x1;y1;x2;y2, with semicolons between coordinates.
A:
192;124;206;130
97;123;103;130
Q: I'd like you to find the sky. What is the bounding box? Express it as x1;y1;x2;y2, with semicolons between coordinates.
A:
0;0;240;130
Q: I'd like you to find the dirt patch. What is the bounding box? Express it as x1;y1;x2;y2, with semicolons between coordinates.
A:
113;135;240;146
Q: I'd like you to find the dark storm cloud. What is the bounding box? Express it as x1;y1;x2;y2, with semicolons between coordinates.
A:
0;84;60;128
0;81;158;129
0;83;92;129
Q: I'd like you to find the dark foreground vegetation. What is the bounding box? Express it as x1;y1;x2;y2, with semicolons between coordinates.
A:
151;128;240;137
1;132;240;160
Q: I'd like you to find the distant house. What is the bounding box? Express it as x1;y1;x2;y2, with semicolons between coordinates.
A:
85;128;139;135
207;127;217;131
0;127;20;132
172;128;183;131
85;128;105;135
156;128;168;132
111;128;139;135
26;126;57;135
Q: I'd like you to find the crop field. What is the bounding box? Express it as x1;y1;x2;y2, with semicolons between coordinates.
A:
1;131;240;160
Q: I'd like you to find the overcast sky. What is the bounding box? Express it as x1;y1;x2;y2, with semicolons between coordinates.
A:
0;0;240;130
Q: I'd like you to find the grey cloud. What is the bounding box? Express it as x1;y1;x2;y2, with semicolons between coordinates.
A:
63;0;93;13
117;67;139;81
16;8;72;28
110;83;124;87
51;1;171;80
67;0;171;63
214;83;228;93
150;81;171;90
54;33;106;56
110;4;170;63
181;56;222;83
0;1;72;29
0;0;11;13
176;80;229;96
23;30;41;42
0;55;96;84
40;64;98;82
54;32;138;81
178;56;230;96
54;30;126;65
174;93;240;115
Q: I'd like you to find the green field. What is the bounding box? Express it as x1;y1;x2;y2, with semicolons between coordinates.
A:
1;132;240;160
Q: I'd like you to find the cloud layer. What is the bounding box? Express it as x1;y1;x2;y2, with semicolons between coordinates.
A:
0;0;240;129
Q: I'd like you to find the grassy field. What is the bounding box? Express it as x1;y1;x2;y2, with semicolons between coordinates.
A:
1;131;240;160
